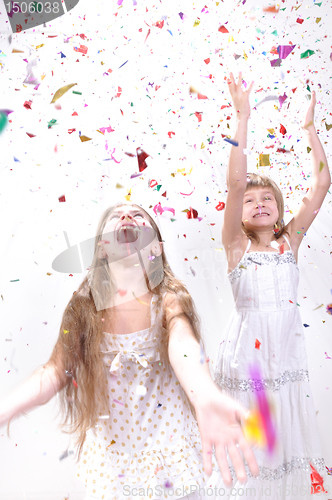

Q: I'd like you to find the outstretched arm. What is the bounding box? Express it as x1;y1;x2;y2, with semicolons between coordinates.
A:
287;91;331;254
222;72;254;271
0;363;67;430
166;293;259;487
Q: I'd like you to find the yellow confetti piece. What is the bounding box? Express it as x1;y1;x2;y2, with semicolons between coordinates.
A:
80;135;92;142
36;44;44;49
12;49;24;53
243;50;248;60
316;17;321;23
63;330;69;334
132;292;149;305
41;74;46;81
259;154;270;166
243;409;266;447
325;123;332;131
267;128;275;134
116;183;124;188
193;19;200;27
46;272;52;276
50;83;77;104
228;35;234;42
124;190;132;201
319;161;325;172
313;304;324;310
201;142;205;149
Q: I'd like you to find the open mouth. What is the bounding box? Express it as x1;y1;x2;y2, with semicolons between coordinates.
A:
253;213;269;218
117;225;140;243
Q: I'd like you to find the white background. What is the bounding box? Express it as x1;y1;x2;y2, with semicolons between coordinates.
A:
0;0;331;498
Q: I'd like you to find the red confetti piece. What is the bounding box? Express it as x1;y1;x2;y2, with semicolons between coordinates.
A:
74;44;88;54
279;244;284;255
23;100;32;109
155;20;164;28
72;378;78;388
118;289;127;297
150;179;158;188
195;112;202;122
58;195;66;202
310;464;328;494
255;339;261;349
204;58;210;64
186;207;198;219
68;128;76;134
72;111;78;116
116;86;122;98
136;147;149;172
280;124;287;135
198;93;208;99
155;85;161;91
26;132;36;138
216;201;225;211
296;18;304;24
168;131;175;138
218;25;229;33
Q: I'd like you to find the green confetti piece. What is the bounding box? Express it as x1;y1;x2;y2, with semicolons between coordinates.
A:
319;161;325;172
72;91;82;95
155;185;162;191
306;85;311;92
271;30;278;35
10;279;20;282
146;95;151;99
300;49;315;59
0;112;8;133
307;147;312;153
48;119;57;128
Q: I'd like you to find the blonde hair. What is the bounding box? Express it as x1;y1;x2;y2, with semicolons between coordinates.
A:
242;173;288;243
8;202;203;462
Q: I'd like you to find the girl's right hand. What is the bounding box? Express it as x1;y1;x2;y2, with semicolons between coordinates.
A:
227;72;254;118
193;388;259;487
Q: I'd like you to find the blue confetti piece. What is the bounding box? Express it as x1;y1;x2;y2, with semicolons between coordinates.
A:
303;324;310;328
13;157;20;162
224;138;239;147
60;52;66;58
118;60;129;69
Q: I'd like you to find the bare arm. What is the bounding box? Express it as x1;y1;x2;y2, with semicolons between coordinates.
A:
287;91;331;254
222;73;254;270
166;293;259;486
0;363;67;429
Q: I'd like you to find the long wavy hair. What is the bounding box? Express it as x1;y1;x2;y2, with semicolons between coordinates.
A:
11;202;203;462
242;173;289;243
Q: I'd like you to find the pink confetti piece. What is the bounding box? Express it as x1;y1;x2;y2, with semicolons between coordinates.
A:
153;202;175;217
114;399;124;406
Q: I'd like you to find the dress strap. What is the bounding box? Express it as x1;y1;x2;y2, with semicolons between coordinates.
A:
245;239;252;253
283;234;292;251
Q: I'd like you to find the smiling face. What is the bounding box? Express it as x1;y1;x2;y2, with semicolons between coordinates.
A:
242;188;279;231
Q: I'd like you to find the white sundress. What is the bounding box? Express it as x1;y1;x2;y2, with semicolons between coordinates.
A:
76;293;214;500
211;237;328;499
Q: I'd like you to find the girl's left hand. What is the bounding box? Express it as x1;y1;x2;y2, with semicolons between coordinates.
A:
301;90;316;129
193;389;259;487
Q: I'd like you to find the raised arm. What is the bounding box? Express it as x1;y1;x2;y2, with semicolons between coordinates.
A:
0;363;68;430
222;73;254;271
287;91;331;255
165;292;259;486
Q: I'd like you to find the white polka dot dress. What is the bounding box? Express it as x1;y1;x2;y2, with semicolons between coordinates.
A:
76;294;211;500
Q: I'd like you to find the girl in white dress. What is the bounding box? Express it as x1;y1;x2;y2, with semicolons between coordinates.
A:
212;72;331;499
0;202;259;500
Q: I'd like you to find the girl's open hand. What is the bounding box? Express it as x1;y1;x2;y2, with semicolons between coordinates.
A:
193;389;259;487
301;90;316;129
227;72;254;118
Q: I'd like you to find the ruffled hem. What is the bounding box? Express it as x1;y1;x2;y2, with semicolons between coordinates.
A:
208;465;329;500
77;426;211;500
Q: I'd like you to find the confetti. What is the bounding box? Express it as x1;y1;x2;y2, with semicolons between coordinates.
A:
255;339;261;349
326;304;332;315
224;138;239;146
215;202;225;211
300;50;315;59
50;84;77;104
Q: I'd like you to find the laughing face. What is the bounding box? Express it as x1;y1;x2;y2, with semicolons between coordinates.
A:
242;188;279;231
100;204;161;263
